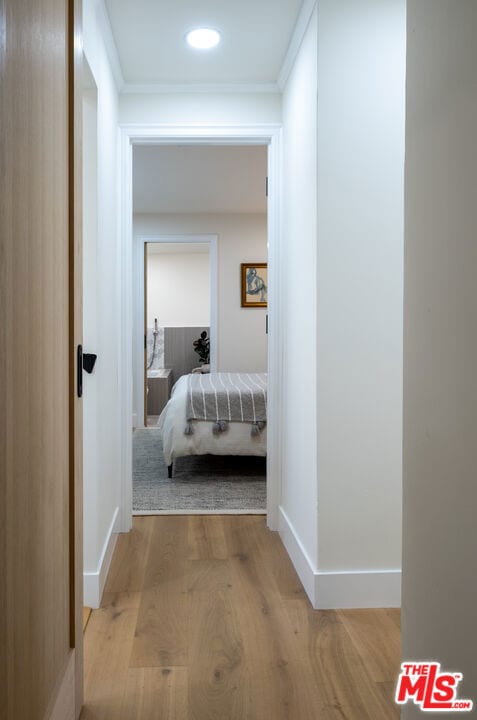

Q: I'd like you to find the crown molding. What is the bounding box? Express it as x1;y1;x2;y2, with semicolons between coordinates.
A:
277;0;317;90
97;0;125;91
121;82;280;95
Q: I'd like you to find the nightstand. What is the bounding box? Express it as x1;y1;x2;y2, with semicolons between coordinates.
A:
147;368;172;415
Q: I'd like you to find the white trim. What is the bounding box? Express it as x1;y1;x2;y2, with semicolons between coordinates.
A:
119;123;283;534
209;239;218;369
277;0;317;90
119;126;134;532
278;506;401;609
121;82;280;95
135;234;218;426
316;569;402;610
265;129;283;531
83;507;120;608
96;0;125;91
134;509;266;516
119;123;282;141
278;506;317;604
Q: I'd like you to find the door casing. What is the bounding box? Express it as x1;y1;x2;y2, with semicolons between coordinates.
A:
118;124;283;532
138;234;218;428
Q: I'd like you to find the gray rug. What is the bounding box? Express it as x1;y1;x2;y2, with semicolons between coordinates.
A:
133;429;266;514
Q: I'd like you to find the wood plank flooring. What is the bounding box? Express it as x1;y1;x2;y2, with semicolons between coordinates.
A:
83;608;92;632
82;516;401;720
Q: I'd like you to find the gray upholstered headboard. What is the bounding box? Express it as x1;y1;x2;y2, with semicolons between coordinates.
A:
164;327;209;384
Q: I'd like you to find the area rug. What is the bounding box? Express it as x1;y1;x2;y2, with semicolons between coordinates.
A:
133;428;266;514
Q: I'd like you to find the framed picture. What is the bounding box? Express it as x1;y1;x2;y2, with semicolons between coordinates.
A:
241;263;268;307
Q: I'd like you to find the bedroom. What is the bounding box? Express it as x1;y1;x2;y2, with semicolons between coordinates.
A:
131;144;270;515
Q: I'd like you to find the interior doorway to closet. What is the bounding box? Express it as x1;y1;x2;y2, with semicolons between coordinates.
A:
144;239;214;428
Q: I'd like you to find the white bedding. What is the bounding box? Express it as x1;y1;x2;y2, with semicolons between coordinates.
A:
158;374;267;465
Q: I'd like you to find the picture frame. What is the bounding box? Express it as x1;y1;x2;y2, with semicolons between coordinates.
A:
241;263;268;307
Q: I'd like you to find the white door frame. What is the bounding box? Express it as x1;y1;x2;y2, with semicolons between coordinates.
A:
118;123;283;531
135;234;218;427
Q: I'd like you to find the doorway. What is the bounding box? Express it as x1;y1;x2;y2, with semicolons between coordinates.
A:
143;237;217;427
130;143;271;516
118;125;283;531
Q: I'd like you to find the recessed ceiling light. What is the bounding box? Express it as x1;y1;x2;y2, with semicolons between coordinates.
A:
186;28;221;50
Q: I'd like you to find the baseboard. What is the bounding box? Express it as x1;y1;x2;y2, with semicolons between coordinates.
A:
315;569;401;609
278;505;317;605
83;507;119;609
278;505;401;609
132;413;138;428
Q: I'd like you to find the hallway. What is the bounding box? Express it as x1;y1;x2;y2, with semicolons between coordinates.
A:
82;516;400;719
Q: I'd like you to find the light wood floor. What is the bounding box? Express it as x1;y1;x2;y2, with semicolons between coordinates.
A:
82;516;400;720
83;607;92;632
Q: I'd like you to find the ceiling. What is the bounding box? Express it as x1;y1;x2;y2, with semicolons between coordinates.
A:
147;242;209;255
104;0;303;87
133;145;268;214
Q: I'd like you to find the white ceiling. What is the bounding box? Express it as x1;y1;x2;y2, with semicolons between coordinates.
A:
133;145;268;214
104;0;303;86
147;242;209;255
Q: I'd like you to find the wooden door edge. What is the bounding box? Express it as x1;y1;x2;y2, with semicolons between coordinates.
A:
43;652;76;720
68;0;84;716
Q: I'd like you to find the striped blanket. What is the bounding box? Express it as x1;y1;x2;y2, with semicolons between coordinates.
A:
185;372;267;437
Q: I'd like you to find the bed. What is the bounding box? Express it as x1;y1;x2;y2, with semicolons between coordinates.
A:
157;372;267;476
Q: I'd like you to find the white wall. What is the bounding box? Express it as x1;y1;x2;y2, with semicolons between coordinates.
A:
120;92;281;126
82;0;121;608
82;64;100;607
147;250;210;327
314;0;405;599
279;7;319;586
108;0;405;611
136;214;267;370
279;0;406;609
403;2;477;714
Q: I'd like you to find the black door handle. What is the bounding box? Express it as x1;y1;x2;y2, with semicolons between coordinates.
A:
77;346;98;398
83;353;97;374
